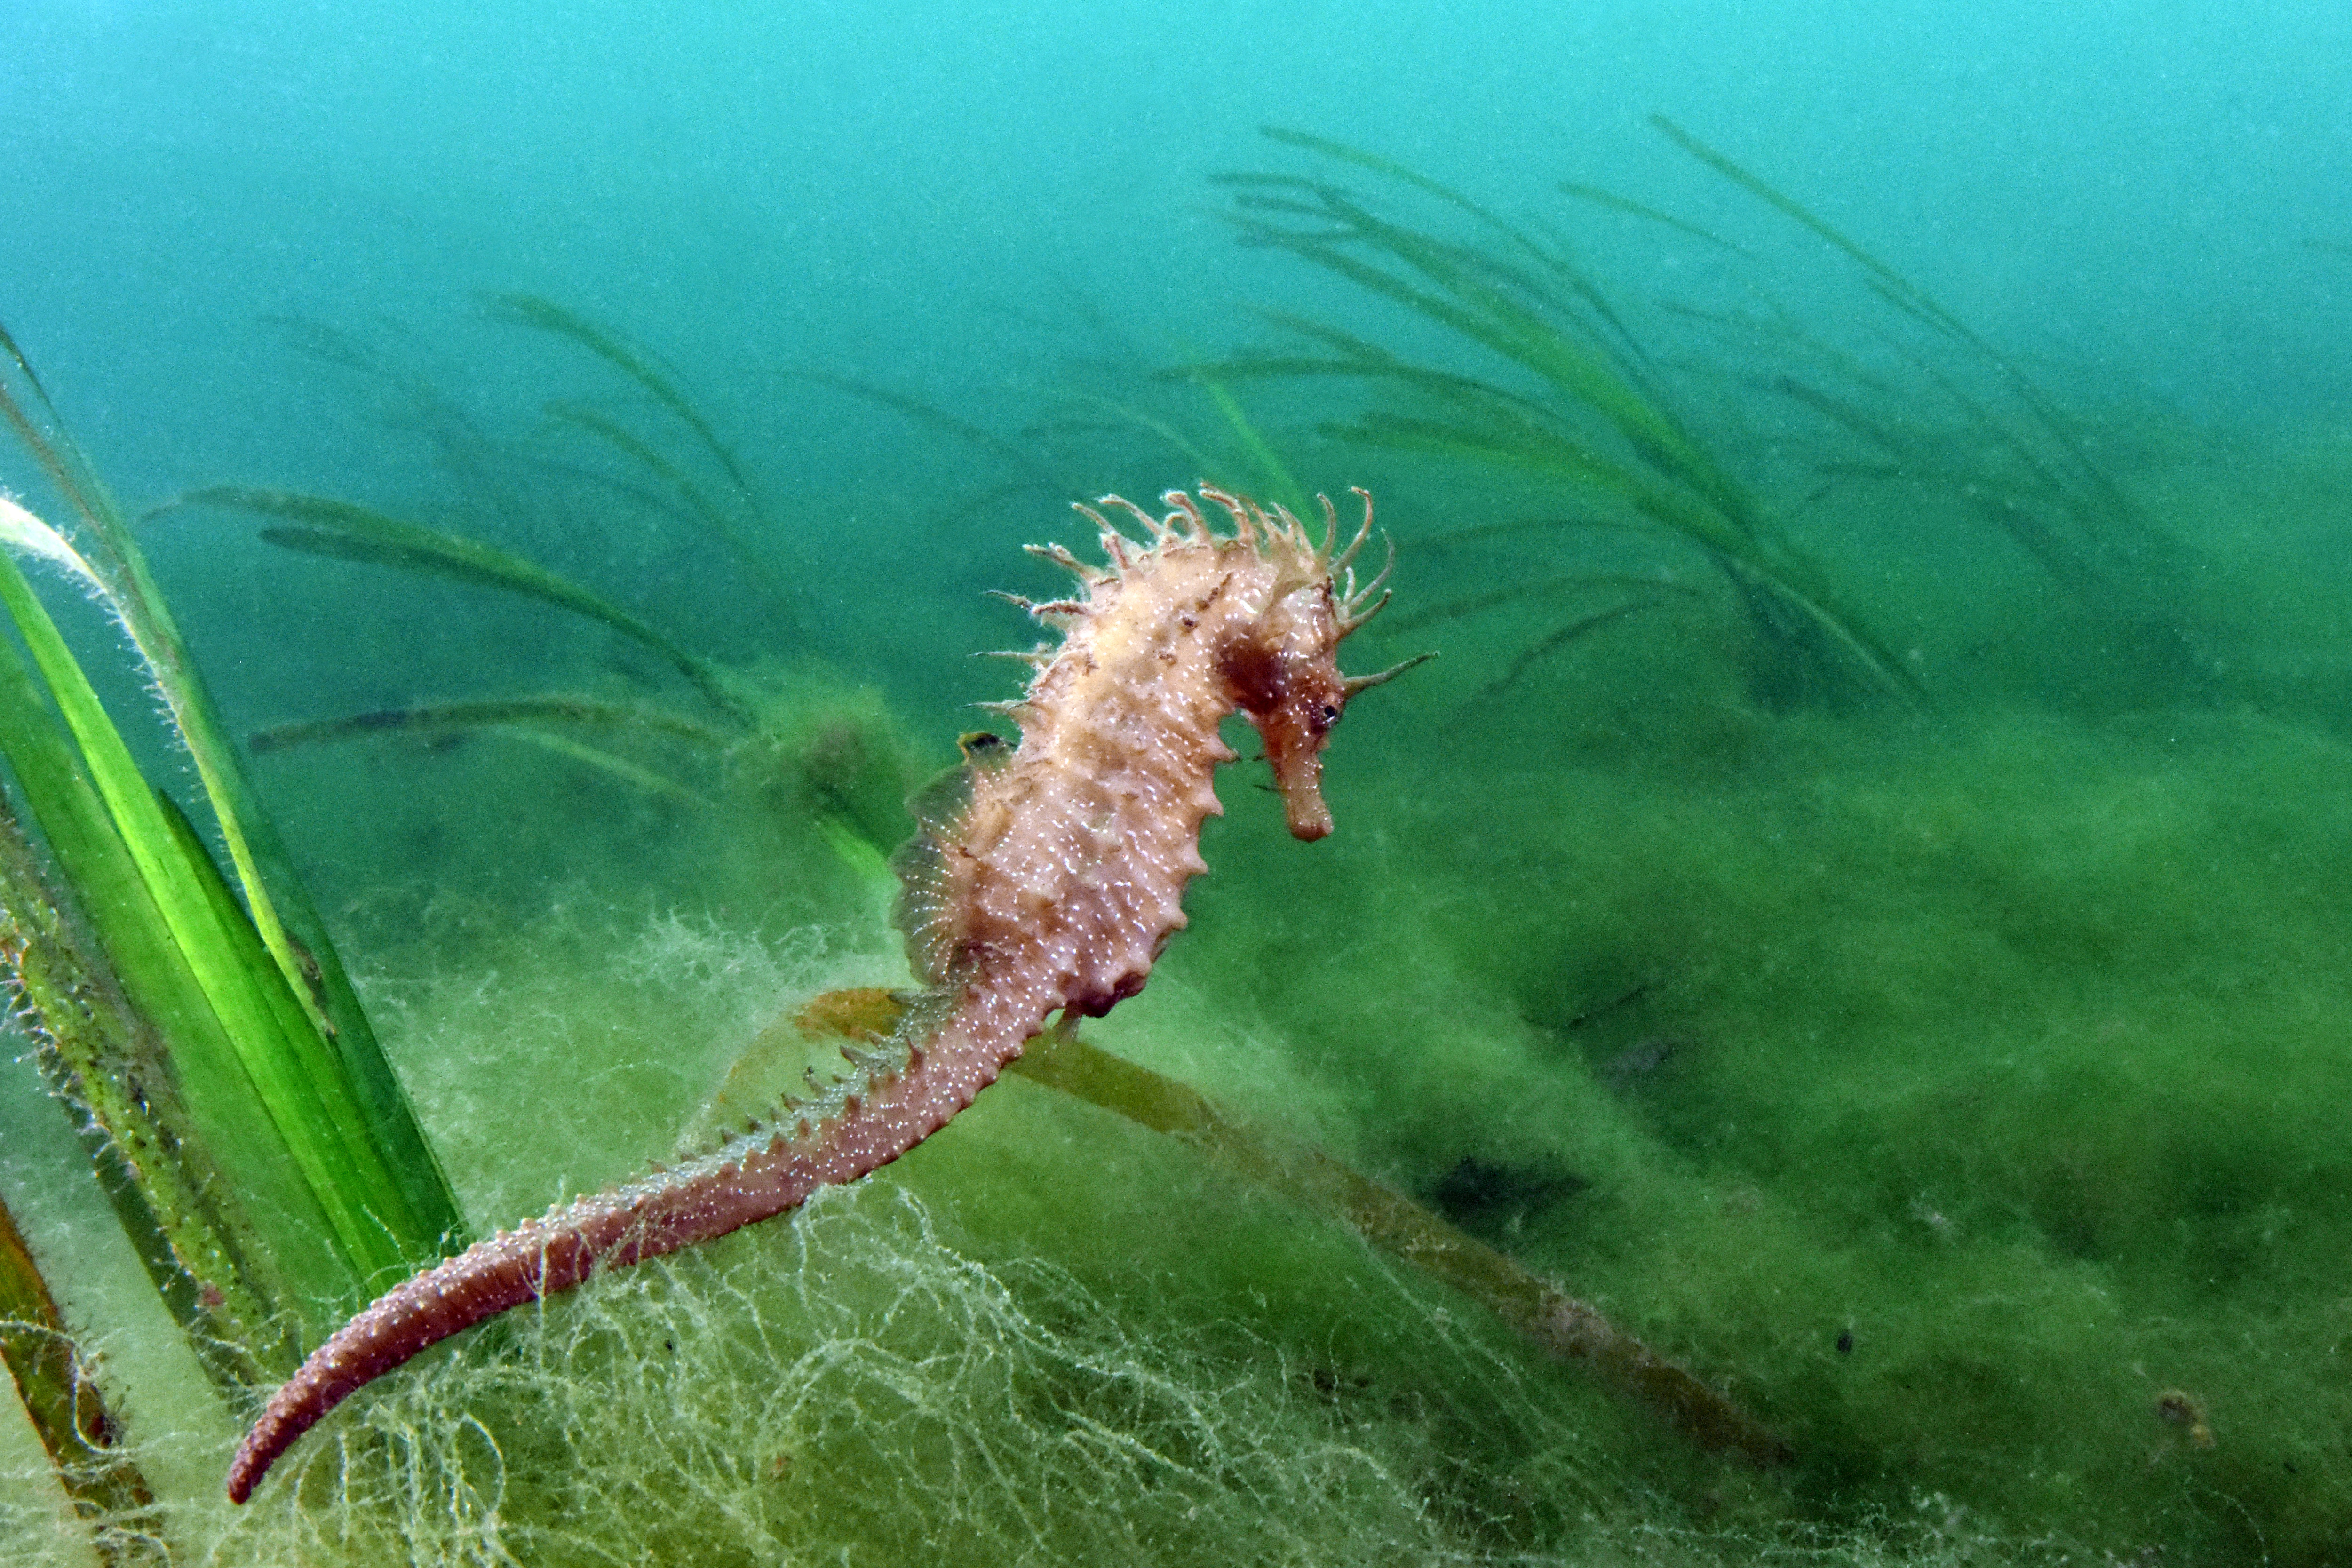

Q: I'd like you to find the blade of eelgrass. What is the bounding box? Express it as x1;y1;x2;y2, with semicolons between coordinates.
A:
1217;151;1927;705
1350;204;1751;522
1055;390;1227;486
249;695;735;756
1648;115;2154;554
1195;378;1309;517
793;369;1057;480
485;292;760;502
1466;599;1659;704
789;985;1792;1469
1234;142;1670;397
0;541;423;1293
157;788;435;1259
1686;284;2129;593
1052;380;1310;514
1555;182;1748;253
542;398;771;581
0;1192;166;1563
0;794;290;1389
1648;115;1982;361
1185;313;1662;484
519;450;715;542
1328;411;1924;703
1;329;467;1270
1013;1033;1792;1467
1178;350;1560;423
1329;409;1752;556
1260;125;1505;223
1181;344;1619;461
0;553;366;1312
268;314;536;531
1227;191;1757;535
1259;127;1666;366
1872;331;2124;583
1321;367;1926;702
252;692;723;808
0;339;350;1049
0;503;445;1297
498;726;712;807
1383;574;1706;637
1765;371;2104;589
159;486;752;725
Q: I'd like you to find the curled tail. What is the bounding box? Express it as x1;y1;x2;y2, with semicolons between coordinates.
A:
228;985;1028;1502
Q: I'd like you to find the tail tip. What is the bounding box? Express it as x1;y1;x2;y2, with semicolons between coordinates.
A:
226;1425;281;1504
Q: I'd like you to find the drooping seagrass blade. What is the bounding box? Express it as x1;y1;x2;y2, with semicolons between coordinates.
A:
0;331;468;1320
156;486;755;724
0;1190;165;1562
486;292;808;625
0;530;420;1304
1200;132;1927;706
0;334;443;1142
0;792;289;1389
485;292;759;500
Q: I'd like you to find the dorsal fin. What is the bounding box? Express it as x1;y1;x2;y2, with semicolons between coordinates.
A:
888;732;1014;985
901;731;1010;834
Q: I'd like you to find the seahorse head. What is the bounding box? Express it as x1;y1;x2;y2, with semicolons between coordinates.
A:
1201;487;1422;842
1219;583;1351;840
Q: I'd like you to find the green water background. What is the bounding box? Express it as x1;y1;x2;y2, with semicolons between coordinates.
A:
4;3;2352;1563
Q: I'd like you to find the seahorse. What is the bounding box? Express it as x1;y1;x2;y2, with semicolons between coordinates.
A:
226;485;1415;1502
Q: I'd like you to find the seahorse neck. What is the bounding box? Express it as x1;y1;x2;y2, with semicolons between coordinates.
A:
1017;542;1279;755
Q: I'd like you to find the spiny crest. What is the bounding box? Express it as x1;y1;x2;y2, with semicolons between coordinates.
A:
1044;483;1392;617
1017;541;1102;587
1020;485;1416;700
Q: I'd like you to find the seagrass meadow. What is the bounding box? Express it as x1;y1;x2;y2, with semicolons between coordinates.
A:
7;4;2352;1564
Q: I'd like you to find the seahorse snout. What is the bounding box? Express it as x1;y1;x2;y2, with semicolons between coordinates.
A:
1248;710;1331;839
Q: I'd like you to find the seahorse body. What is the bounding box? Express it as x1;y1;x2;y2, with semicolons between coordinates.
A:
227;486;1401;1502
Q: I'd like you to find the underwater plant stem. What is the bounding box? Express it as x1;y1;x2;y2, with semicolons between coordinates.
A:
93;557;469;1273
0;540;437;1290
1213;139;1926;707
540;398;783;602
1006;1030;1791;1468
1196;377;1311;516
0;1192;167;1564
162;487;755;726
2;336;468;1273
485;293;761;501
245;695;735;756
0;543;396;1310
0;796;288;1389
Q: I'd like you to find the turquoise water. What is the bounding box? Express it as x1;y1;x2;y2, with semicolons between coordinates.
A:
5;3;2352;1564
